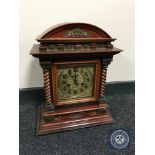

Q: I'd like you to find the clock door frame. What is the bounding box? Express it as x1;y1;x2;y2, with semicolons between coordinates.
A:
52;60;100;106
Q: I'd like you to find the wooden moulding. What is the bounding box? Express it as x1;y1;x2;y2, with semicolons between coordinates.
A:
36;103;114;135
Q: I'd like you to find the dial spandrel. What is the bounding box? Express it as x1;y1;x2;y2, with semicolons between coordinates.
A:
57;65;95;102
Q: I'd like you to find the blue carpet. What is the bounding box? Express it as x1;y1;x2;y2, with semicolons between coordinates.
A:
19;81;135;155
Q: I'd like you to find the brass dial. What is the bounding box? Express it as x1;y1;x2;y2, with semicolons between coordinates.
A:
58;65;95;102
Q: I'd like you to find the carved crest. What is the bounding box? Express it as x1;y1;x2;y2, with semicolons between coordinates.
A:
64;28;90;37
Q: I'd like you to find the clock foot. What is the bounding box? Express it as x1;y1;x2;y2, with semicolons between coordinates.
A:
36;104;114;136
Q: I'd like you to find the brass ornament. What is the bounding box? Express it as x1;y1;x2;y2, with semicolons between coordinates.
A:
64;28;90;37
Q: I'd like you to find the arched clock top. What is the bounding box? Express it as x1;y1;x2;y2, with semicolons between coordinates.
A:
36;23;115;42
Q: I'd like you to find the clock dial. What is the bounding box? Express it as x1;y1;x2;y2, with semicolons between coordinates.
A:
57;65;95;102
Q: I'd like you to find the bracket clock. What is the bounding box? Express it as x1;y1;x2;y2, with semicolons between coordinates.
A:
30;23;122;135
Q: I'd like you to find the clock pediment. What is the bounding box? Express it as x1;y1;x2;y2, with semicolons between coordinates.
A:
36;23;114;42
31;23;122;59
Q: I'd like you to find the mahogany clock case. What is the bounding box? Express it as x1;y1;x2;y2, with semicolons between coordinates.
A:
30;23;122;135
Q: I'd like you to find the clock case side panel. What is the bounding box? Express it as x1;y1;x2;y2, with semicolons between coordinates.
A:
52;60;100;106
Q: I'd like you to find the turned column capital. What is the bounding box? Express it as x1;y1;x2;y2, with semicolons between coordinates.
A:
101;58;113;66
40;61;52;69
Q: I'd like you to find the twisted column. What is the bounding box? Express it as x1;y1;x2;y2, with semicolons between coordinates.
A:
43;69;52;103
100;65;108;97
40;61;54;110
99;58;112;103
